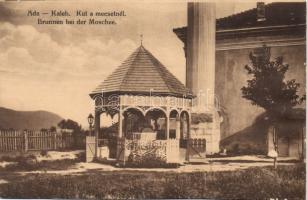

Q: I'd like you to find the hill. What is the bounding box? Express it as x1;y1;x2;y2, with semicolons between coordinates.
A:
0;107;63;130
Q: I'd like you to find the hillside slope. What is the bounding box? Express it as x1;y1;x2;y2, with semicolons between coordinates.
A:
0;107;63;130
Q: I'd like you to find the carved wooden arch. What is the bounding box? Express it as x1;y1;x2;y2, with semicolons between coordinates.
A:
144;107;167;117
122;106;145;116
169;109;180;119
180;109;190;119
94;96;103;107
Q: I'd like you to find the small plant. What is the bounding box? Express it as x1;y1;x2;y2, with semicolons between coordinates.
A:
75;151;86;162
40;150;49;157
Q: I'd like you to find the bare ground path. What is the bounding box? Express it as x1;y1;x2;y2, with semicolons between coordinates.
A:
0;151;304;199
0;150;300;178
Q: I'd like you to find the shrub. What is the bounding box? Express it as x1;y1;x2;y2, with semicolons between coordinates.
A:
1;156;78;172
123;149;179;168
0;155;16;162
3;155;38;171
40;150;49;157
75;151;85;162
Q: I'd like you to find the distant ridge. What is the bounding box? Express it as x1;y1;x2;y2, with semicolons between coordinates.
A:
0;107;63;130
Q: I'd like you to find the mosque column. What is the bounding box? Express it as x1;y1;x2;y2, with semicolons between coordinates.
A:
187;2;216;109
186;2;221;154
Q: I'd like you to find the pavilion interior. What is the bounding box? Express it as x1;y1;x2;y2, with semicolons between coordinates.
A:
97;105;190;142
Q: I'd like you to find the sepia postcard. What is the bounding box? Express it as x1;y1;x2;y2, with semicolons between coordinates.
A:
0;0;305;199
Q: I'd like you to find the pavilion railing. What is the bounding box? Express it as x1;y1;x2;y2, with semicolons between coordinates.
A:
116;138;180;164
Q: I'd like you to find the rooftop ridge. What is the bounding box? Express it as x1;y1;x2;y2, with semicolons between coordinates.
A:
144;47;189;95
90;45;192;98
139;46;174;94
119;46;144;91
91;47;140;94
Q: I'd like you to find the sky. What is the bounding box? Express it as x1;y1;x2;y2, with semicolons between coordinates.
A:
0;0;261;127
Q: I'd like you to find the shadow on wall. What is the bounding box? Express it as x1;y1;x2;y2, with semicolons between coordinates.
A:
221;108;306;156
220;112;271;155
219;105;230;140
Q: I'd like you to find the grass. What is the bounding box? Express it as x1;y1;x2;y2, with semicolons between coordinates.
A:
0;164;305;199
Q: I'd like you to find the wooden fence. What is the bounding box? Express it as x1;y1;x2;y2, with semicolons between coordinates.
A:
0;130;85;152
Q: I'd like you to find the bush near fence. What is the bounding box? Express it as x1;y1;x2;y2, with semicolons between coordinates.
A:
0;130;85;152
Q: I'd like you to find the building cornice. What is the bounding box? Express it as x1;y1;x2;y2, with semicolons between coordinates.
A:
174;24;306;46
216;24;306;40
217;24;305;34
217;37;306;51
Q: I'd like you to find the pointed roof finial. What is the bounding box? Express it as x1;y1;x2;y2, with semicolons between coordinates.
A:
140;34;143;46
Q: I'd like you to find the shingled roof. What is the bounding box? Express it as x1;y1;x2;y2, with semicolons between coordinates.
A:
173;2;306;42
90;45;192;98
217;2;305;30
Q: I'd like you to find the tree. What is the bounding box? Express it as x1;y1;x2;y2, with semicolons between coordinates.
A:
49;126;57;132
242;45;305;167
57;119;82;132
241;45;305;120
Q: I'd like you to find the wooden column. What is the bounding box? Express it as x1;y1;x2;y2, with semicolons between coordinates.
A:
94;110;101;158
186;113;191;162
176;114;180;139
166;116;170;140
123;113;128;138
118;110;123;138
180;115;184;139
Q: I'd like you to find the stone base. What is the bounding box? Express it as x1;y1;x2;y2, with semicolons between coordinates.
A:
190;111;221;155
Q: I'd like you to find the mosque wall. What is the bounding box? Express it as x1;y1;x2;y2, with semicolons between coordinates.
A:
215;42;306;139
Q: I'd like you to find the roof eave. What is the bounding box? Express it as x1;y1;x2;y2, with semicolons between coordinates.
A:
173;24;306;43
89;90;194;99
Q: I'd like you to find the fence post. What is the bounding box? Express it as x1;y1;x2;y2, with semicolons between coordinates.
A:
13;131;16;150
54;132;57;150
24;131;28;152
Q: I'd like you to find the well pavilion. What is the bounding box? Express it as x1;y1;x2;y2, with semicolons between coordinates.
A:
89;45;195;163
